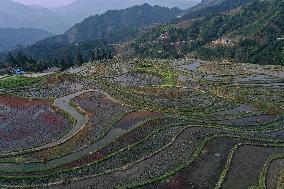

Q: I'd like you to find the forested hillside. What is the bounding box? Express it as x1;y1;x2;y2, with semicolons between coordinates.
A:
0;28;52;52
6;40;112;71
55;0;197;24
64;3;182;43
7;4;182;71
182;0;253;19
132;0;284;65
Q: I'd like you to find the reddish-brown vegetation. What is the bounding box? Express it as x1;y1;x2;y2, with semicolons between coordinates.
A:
0;95;48;108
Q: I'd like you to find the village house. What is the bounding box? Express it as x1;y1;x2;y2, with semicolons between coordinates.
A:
159;32;169;40
212;37;234;45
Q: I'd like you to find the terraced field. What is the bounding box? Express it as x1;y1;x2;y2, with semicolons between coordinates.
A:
0;59;283;188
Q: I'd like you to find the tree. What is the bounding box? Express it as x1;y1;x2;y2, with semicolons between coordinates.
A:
75;51;84;65
95;48;102;60
52;58;58;67
100;49;107;60
89;51;96;61
6;52;17;67
60;59;68;70
107;51;112;59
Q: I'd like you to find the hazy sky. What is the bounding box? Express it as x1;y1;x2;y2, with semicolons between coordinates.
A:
13;0;76;8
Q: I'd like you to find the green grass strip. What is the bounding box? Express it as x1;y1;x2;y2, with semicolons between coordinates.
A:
215;144;240;189
258;154;284;189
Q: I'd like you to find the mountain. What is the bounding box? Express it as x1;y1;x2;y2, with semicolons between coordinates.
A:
10;4;182;71
64;4;182;43
132;0;284;65
0;28;52;52
29;3;182;47
187;0;227;12
183;0;253;19
54;0;198;24
0;0;69;33
1;0;198;35
144;0;199;9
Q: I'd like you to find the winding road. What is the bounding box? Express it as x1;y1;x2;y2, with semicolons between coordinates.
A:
0;88;131;158
0;90;90;157
0;89;163;173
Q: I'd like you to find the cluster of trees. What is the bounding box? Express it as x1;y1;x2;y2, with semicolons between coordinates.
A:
132;0;284;65
50;47;113;70
197;39;284;65
6;53;46;72
6;46;113;72
2;38;114;72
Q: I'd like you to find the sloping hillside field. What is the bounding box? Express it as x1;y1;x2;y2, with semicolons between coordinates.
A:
0;59;283;188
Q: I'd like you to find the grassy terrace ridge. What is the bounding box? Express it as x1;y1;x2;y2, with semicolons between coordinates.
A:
256;154;284;189
54;105;77;127
217;144;284;189
215;143;239;189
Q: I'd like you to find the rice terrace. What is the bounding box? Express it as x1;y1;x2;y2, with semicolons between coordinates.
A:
0;58;283;189
0;0;283;188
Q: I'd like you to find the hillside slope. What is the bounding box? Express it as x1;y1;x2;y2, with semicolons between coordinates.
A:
183;0;253;19
11;4;182;70
54;0;197;24
65;4;182;43
0;28;52;52
132;0;284;65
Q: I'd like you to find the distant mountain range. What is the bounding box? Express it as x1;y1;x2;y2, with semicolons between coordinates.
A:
0;28;52;52
0;0;198;55
188;0;227;11
0;0;69;33
64;4;182;43
54;0;199;24
0;0;198;34
18;4;182;63
183;0;253;19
